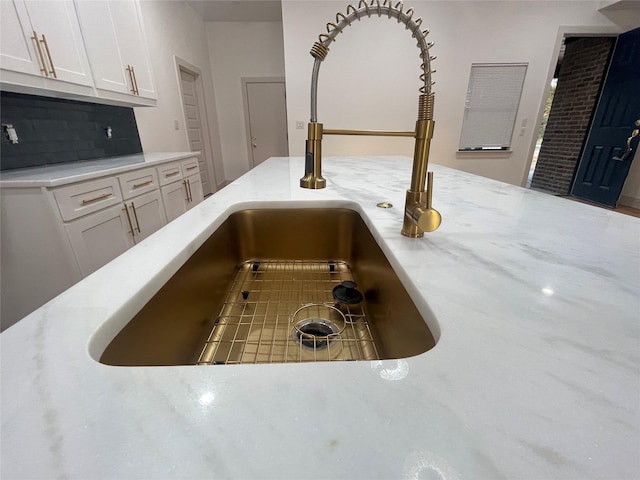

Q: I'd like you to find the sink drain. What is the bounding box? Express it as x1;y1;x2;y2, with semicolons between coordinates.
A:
291;303;346;351
292;318;341;349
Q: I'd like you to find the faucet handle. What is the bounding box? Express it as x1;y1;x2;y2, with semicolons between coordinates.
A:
402;171;441;236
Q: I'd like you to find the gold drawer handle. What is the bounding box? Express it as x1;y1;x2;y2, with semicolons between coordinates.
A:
133;180;153;188
165;171;180;177
186;165;198;171
81;192;113;205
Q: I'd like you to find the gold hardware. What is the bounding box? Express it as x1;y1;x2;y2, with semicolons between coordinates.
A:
130;202;141;233
613;120;640;162
122;205;135;236
183;179;192;202
31;31;48;77
125;65;137;95
302;2;439;235
39;34;56;78
133;180;153;188
130;65;139;95
186;166;198;171
81;192;113;205
377;202;393;208
324;128;414;137
300;122;326;189
165;171;180;178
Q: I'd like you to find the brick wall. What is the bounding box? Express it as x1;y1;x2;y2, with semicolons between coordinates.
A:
0;92;142;171
531;37;614;194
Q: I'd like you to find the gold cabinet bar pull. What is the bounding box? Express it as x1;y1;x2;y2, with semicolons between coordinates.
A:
186;165;198;171
166;171;180;178
130;202;141;233
31;31;49;77
133;180;153;188
81;192;113;205
122;205;135;236
39;34;57;78
130;65;139;95
183;179;192;202
126;65;136;94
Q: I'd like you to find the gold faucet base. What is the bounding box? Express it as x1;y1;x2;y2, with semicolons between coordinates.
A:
300;176;326;189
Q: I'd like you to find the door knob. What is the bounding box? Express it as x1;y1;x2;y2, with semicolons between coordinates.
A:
252;143;257;148
612;120;640;162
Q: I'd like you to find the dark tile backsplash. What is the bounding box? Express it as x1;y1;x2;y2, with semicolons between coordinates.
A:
1;92;142;171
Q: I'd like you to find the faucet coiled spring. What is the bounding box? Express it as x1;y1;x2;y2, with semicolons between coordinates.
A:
309;0;435;121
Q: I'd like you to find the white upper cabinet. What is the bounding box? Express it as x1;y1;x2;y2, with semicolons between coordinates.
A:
1;0;93;87
74;0;156;102
0;1;42;76
0;0;156;106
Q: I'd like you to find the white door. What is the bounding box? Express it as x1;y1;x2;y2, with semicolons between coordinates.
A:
128;190;166;243
160;182;188;223
65;203;134;276
22;0;93;86
180;69;214;196
245;81;289;167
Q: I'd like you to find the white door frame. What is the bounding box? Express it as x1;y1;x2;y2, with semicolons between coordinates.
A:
174;56;217;194
241;76;287;168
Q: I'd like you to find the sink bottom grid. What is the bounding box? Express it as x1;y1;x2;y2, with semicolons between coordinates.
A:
196;260;380;364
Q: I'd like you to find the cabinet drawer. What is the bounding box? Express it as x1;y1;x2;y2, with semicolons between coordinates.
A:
53;177;123;221
118;168;159;200
157;162;183;186
180;157;200;176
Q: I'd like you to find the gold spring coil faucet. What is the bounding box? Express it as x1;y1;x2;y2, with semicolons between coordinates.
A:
301;0;441;237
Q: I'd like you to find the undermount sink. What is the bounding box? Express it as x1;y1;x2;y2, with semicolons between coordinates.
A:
100;208;438;366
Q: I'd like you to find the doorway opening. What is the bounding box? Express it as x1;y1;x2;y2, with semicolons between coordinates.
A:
528;36;615;194
528;28;640;210
176;58;218;197
241;77;289;168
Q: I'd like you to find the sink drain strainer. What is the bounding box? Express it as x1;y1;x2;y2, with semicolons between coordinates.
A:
291;304;345;351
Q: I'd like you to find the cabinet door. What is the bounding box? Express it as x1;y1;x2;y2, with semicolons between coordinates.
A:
128;190;166;243
161;181;188;223
65;203;134;277
0;1;42;76
73;0;129;94
23;0;93;87
109;0;156;99
186;174;203;209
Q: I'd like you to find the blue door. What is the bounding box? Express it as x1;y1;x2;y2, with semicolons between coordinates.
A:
571;28;640;207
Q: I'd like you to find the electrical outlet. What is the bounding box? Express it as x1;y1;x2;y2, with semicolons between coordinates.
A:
296;121;304;130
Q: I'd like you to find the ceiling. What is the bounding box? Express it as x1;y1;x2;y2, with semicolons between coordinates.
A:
185;0;282;22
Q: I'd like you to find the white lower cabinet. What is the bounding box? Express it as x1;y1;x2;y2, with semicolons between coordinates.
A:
0;156;202;329
160;158;203;222
124;190;166;243
66;189;166;276
161;180;189;223
66;203;135;276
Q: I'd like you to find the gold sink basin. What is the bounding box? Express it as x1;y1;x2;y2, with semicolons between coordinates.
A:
100;208;438;366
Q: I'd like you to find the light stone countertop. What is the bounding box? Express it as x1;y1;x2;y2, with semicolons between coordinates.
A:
0;152;199;187
1;156;638;479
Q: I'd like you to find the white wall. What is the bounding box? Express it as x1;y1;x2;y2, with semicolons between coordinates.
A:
133;0;225;188
282;0;625;187
206;21;286;181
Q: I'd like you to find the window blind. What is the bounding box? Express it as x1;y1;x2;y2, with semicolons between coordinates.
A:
459;63;528;151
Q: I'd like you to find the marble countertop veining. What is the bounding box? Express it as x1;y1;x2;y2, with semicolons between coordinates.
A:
0;151;199;187
1;156;638;479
